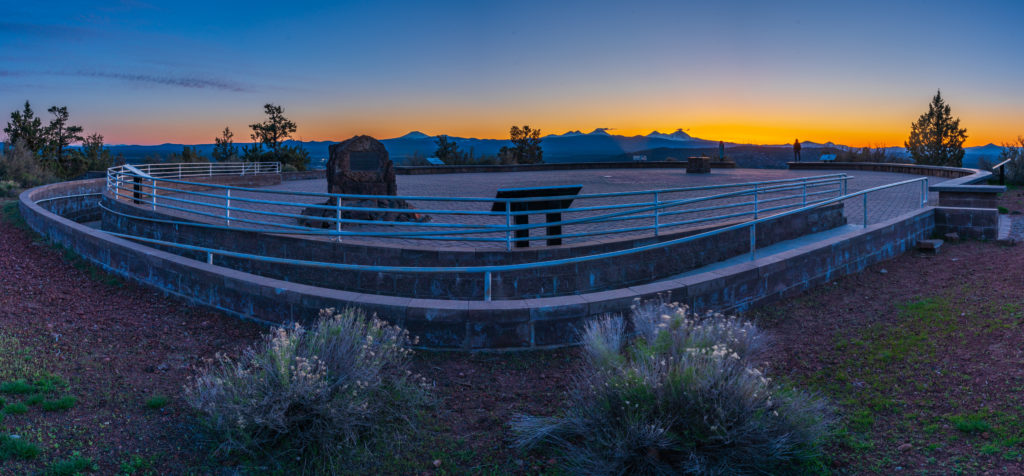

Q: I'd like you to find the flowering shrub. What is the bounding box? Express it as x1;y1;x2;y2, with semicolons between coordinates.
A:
512;300;830;475
186;308;431;471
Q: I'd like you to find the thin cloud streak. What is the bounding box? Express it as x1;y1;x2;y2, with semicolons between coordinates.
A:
70;71;250;92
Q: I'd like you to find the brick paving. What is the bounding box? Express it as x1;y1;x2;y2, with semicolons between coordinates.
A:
139;168;948;250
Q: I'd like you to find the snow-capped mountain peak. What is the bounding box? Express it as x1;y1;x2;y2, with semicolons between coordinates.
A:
646;128;692;141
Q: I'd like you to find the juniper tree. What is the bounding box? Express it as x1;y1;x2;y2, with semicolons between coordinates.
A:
249;104;296;155
3;101;46;155
905;91;968;167
44;106;84;162
499;125;543;164
212;126;239;162
433;135;460;162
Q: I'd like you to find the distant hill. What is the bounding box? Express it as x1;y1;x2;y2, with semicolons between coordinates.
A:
0;135;1008;169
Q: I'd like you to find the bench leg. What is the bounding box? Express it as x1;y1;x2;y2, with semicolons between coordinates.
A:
546;213;562;246
514;215;529;248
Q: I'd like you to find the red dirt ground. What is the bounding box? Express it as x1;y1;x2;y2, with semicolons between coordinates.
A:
2;193;1024;474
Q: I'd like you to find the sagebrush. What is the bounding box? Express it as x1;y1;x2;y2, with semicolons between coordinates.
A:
185;308;431;471
513;300;830;475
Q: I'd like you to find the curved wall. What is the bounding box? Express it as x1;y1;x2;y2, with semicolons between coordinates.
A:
21;176;935;350
100;195;846;299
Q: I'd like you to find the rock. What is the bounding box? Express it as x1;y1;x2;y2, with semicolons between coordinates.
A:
916;239;943;253
300;135;428;228
898;443;912;452
943;232;960;242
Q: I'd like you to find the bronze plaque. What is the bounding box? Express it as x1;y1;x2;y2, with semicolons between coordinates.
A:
349;151;381;172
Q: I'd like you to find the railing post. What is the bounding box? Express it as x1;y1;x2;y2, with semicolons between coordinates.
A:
802;178;807;205
920;179;925;207
178;163;182;179
335;196;342;243
209;163;213;177
653;191;660;237
151;178;156;211
114;172;119;200
924;178;928;204
505;200;512;252
484;271;492;301
753;184;759;219
226;189;232;226
207;251;213;265
749;223;756;261
863;193;868;228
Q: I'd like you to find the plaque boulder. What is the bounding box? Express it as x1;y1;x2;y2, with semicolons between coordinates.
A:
300;135;427;228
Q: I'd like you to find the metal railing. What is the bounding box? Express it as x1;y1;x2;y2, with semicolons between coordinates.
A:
86;176;929;301
992;158;1012;185
105;163;851;249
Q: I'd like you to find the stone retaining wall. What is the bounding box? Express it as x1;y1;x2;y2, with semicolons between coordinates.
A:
934;207;999;240
19;178;938;349
787;161;977;178
101;195;846;299
395;161;690;175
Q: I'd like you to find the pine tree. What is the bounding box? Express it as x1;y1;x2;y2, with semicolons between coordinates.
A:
501;125;543;164
905;91;968;167
249;104;296;155
433;135;460;163
3;101;46;155
44;106;84;162
213;126;239;162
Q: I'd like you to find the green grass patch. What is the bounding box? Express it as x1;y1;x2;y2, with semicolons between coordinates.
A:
1;379;36;394
25;393;45;406
144;395;168;410
0;434;41;461
950;413;993;433
3;402;28;414
42;395;77;411
999;206;1009;214
46;452;97;475
118;453;157;475
0;200;28;230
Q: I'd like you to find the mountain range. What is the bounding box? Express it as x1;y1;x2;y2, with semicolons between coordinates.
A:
1;129;1004;169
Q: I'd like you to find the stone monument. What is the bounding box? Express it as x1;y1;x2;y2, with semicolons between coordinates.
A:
300;135;426;227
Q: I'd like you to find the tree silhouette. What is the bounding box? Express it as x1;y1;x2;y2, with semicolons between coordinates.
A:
499;125;543;164
905;91;968;167
213;126;239;162
3;101;46;155
433;135;460;163
44;106;84;162
249;104;297;154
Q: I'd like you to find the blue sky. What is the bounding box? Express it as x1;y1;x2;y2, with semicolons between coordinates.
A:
2;0;1023;146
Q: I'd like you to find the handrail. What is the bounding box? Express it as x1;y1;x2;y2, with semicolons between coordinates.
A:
992;159;1012;170
106;162;851;248
87;176;929;301
991;159;1013;185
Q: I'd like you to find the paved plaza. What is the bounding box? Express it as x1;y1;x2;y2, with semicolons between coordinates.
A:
144;168;948;250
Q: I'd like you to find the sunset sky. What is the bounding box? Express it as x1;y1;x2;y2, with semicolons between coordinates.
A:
2;0;1023;147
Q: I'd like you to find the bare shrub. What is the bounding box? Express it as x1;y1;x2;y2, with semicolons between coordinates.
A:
0;140;57;188
997;136;1024;184
513;301;830;475
185;308;431;472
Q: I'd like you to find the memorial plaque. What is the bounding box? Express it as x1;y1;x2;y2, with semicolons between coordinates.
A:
350;151;380;172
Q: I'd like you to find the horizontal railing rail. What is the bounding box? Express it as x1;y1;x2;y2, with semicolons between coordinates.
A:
81;176;929;301
105;162;852;249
